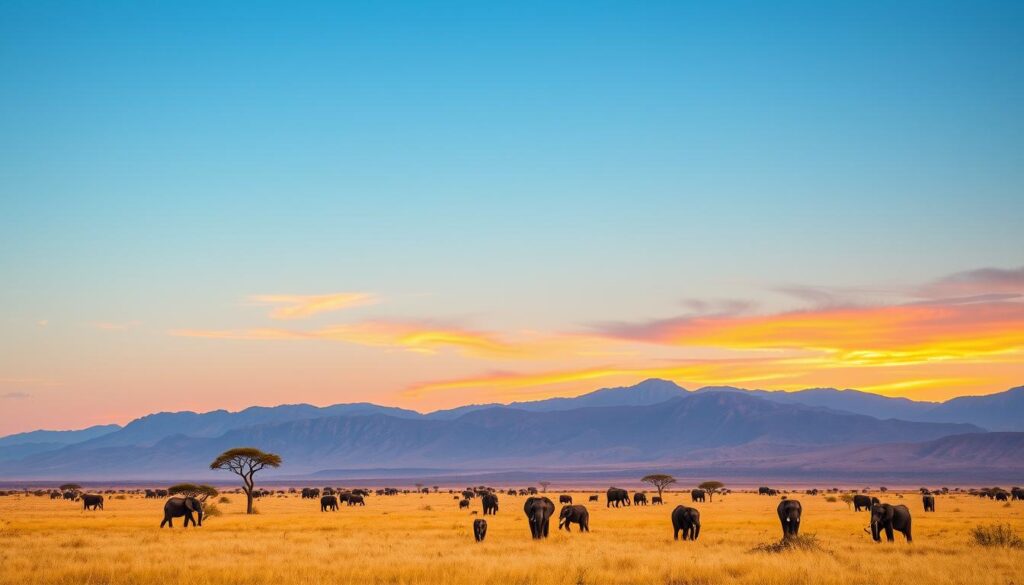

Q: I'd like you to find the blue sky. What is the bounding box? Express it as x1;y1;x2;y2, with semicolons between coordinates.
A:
1;1;1023;433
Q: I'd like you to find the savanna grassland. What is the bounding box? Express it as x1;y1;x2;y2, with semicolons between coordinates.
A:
0;488;1022;585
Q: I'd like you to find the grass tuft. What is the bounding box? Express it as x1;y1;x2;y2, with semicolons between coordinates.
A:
971;525;1023;548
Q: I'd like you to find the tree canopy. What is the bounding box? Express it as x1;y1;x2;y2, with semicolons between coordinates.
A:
59;483;82;492
641;474;677;499
167;483;220;501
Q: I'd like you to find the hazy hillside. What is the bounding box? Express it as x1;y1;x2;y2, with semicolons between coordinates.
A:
0;392;983;479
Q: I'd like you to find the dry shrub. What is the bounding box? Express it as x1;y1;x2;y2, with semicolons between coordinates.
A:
218;496;231;504
825;496;837;503
751;534;823;554
971;525;1023;548
203;503;223;519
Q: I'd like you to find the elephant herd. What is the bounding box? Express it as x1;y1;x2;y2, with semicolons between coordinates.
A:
36;482;1000;545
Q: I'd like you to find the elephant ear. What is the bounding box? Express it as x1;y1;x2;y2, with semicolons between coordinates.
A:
884;505;894;521
185;498;196;512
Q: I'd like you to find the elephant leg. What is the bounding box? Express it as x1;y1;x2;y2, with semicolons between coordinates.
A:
161;516;170;528
885;525;894;542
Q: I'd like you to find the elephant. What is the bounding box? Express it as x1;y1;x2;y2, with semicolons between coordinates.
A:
853;494;878;511
347;495;365;506
321;495;338;511
81;494;104;510
870;503;912;543
1012;487;1024;501
606;487;630;508
558;505;590;532
634;493;648;506
995;491;1009;502
671;505;701;540
62;491;77;500
691;489;705;503
559;495;573;504
922;494;935;512
777;499;802;538
482;493;499;515
758;486;772;495
652;496;663;505
49;491;61;500
473;519;487;542
523;496;555;539
459;499;470;509
589;495;599;502
160;496;203;528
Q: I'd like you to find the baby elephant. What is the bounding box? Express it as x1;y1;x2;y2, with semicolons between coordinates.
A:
473;518;487;542
559;505;590;532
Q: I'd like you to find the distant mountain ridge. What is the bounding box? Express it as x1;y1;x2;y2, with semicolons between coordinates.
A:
0;379;1021;480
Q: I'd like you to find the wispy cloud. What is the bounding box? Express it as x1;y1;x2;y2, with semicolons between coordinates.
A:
1;391;30;400
171;320;599;359
90;320;141;331
917;266;1024;299
249;293;377;320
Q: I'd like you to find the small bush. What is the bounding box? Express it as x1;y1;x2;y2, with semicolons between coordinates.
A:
824;496;837;503
218;496;231;504
751;534;823;554
971;525;1023;548
203;503;223;519
421;505;433;511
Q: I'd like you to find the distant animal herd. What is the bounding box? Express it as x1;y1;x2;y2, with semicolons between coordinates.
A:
10;483;1022;544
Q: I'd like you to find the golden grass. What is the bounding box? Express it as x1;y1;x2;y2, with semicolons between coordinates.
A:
0;489;1022;584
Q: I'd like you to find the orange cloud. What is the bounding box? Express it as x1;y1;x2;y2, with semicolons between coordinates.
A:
595;300;1024;367
249;293;376;319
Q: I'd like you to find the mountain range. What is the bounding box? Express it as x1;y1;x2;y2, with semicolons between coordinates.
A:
0;379;1021;482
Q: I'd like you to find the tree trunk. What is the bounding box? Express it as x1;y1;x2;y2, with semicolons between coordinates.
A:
244;474;255;514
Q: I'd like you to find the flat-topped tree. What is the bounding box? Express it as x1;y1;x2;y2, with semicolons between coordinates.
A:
698;481;725;501
59;483;82;492
167;484;219;502
641;474;677;501
539;481;551;493
209;448;282;514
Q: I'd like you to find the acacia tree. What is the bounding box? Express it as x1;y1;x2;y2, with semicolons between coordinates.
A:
59;483;82;493
698;481;725;501
539;481;551;493
209;448;282;514
641;474;677;501
167;483;220;502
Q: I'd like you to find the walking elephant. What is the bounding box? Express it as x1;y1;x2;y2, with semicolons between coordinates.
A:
671;505;701;540
524;497;555;539
473;519;487;542
870;503;912;543
558;505;590;532
777;499;802;538
606;487;630;508
321;495;338;511
691;489;705;503
482;493;499;515
81;494;104;510
853;494;879;511
559;495;572;504
634;493;648;506
160;496;203;528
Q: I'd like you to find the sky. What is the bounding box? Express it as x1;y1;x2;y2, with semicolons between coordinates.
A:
1;1;1023;435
